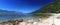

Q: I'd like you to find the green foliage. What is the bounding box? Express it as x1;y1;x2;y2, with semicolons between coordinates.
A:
33;13;52;19
32;0;60;13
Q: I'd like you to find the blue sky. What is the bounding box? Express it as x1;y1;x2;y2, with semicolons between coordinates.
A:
0;0;54;13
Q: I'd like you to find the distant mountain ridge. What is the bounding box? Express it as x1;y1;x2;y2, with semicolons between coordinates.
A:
0;9;34;19
0;9;23;15
0;9;24;22
32;0;60;13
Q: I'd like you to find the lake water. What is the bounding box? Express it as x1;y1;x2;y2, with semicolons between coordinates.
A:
0;14;39;23
0;13;51;23
0;13;60;25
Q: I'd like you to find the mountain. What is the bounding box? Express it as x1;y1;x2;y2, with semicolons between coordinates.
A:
0;9;23;15
32;0;60;13
0;9;24;19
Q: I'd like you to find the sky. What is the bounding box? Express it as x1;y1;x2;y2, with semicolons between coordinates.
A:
0;0;55;13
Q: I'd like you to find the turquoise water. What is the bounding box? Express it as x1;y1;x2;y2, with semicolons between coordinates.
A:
0;14;37;23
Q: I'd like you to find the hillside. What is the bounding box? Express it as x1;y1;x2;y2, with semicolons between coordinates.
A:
32;0;60;13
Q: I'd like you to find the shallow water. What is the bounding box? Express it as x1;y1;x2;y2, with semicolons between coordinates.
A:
0;14;38;23
0;13;60;25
